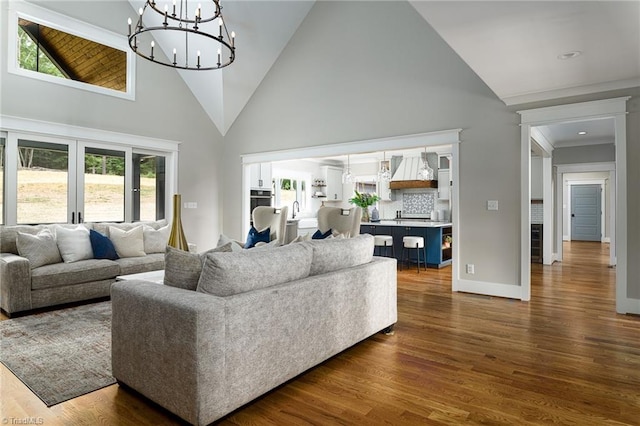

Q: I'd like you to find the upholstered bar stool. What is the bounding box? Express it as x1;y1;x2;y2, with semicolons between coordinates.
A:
374;235;394;258
402;236;426;273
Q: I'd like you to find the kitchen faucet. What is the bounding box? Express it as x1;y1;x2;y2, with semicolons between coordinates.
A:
292;200;300;219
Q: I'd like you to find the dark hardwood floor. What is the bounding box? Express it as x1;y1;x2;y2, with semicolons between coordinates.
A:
2;241;639;425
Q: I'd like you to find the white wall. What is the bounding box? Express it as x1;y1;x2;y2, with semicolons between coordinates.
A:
224;2;521;289
531;157;543;199
0;1;224;250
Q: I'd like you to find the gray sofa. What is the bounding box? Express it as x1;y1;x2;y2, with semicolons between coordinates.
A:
0;220;166;316
111;234;397;425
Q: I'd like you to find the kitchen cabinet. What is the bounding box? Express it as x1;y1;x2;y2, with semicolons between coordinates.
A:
323;166;343;201
250;163;272;190
438;169;450;200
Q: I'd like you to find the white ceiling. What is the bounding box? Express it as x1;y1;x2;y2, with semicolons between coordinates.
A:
130;1;640;136
537;118;615;148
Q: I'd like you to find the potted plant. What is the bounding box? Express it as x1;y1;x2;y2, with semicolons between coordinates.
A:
443;235;453;248
348;190;380;223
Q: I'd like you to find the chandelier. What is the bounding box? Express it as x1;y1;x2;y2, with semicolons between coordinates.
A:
128;0;235;70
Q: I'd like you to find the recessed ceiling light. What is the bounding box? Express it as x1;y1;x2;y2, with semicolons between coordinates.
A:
578;131;587;135
558;51;582;60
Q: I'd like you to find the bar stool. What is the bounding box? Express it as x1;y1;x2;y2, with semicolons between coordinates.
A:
402;236;426;273
374;235;394;257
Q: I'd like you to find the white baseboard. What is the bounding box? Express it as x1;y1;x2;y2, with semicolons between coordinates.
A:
602;237;611;243
563;235;570;241
454;279;523;300
620;297;640;315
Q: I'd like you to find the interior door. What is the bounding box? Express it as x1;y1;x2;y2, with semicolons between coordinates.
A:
571;184;601;241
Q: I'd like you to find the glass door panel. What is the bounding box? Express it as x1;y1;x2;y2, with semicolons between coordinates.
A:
80;146;127;223
0;136;5;224
16;139;69;224
132;153;166;221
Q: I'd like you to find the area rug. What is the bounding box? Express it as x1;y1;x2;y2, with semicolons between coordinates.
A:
0;301;115;406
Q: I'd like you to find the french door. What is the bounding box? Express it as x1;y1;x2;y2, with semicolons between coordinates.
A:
6;132;165;225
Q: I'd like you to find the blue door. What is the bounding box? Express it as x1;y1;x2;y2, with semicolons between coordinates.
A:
571;184;601;242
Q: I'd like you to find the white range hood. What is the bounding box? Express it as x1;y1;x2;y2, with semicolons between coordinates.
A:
390;156;422;181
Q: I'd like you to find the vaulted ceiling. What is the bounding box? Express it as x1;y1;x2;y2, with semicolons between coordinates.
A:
128;1;640;137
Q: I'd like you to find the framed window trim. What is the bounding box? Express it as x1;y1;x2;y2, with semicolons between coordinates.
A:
0;115;179;226
7;1;136;100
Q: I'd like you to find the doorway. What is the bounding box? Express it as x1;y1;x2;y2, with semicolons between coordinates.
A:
518;97;630;313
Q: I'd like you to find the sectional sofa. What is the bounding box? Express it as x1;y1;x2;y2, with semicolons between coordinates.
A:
111;234;397;425
0;220;167;316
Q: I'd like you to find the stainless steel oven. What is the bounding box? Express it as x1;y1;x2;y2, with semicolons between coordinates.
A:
250;189;272;221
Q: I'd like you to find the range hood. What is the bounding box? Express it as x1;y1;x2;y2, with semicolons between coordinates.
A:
389;156;438;189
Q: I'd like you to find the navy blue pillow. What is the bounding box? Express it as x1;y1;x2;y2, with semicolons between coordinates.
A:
89;229;119;260
312;229;332;240
245;226;271;249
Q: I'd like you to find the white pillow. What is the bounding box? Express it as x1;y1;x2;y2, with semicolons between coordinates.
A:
143;224;170;254
110;226;146;258
55;225;93;263
16;229;62;268
291;233;312;243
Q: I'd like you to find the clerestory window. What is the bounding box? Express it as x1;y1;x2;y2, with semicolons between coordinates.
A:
8;2;135;100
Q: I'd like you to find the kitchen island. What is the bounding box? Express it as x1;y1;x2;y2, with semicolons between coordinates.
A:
361;220;452;268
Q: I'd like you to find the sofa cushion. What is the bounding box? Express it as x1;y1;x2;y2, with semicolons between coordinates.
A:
110;226;146;258
1;225;46;254
312;229;332;239
115;253;164;275
217;234;243;252
143;225;170;254
164;244;234;291
31;259;120;290
54;225;94;263
197;243;313;297
92;219;167;238
16;229;62;268
306;234;374;276
245;226;270;249
89;230;119;260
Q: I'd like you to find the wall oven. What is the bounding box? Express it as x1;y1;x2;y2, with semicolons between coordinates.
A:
250;189;272;221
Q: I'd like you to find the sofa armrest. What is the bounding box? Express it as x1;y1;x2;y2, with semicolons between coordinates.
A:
0;253;32;315
111;281;227;425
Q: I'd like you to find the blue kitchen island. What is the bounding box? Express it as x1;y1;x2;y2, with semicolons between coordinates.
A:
361;220;452;268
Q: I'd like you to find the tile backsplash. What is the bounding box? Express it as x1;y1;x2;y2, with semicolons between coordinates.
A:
403;192;435;216
531;203;543;224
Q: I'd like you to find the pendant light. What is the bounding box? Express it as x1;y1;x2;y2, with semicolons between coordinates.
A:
377;151;392;182
417;147;434;180
342;155;353;184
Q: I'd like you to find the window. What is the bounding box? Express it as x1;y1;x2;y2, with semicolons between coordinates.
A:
274;177;308;215
1;121;176;226
8;2;135;99
17;139;69;224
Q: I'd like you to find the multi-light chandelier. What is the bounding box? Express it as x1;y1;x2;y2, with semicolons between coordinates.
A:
128;0;235;70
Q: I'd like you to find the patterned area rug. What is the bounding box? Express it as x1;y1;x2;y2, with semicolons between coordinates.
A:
0;301;115;406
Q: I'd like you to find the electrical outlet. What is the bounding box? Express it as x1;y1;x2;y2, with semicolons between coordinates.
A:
487;200;499;211
466;264;475;274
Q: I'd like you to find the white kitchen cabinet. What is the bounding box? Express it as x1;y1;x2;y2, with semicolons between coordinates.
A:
323;166;343;201
250;163;272;190
438;169;450;200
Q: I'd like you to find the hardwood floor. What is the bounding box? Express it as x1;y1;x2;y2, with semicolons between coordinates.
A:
2;242;639;425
